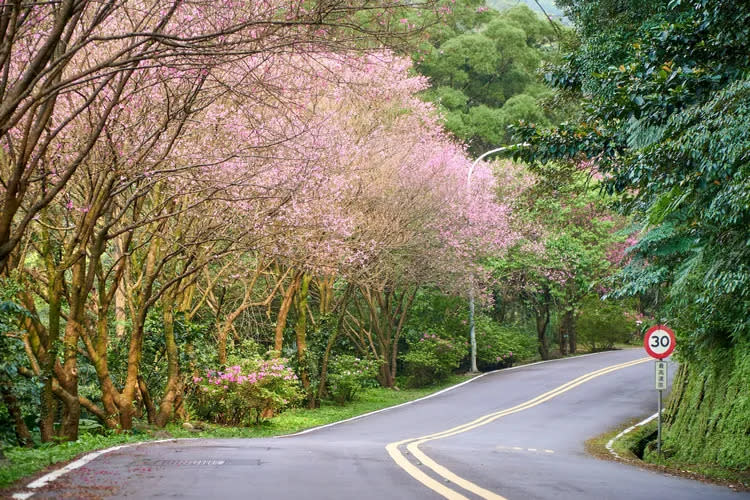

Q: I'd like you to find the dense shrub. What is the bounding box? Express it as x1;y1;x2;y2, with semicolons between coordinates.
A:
401;331;468;387
326;355;380;404
475;316;536;371
576;296;633;351
188;358;301;425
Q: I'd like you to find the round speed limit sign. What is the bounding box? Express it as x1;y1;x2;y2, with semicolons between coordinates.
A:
644;325;676;359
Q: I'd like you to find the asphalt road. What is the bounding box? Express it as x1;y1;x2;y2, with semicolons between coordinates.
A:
21;349;748;499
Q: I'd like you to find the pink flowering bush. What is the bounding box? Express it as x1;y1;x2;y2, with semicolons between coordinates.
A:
188;359;302;425
401;332;468;388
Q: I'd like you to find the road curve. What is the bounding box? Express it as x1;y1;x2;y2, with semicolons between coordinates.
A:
20;349;747;499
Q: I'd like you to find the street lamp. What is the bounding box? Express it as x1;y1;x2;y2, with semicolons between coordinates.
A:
467;143;528;373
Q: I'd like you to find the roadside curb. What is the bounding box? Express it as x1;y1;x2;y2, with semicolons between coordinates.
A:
605;412;658;460
10;349;633;498
10;438;187;500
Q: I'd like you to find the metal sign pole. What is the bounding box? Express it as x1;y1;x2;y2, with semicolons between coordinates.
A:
645;325;674;462
657;386;662;460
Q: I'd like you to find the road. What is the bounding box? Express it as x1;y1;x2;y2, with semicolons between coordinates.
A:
19;349;747;499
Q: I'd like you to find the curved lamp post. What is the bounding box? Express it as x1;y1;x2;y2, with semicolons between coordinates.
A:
467;143;528;373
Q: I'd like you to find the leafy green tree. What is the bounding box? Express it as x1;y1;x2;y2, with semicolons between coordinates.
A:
513;0;750;467
490;162;630;358
416;5;562;153
0;280;34;448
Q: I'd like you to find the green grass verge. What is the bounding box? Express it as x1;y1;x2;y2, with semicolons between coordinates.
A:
0;373;474;490
586;417;749;491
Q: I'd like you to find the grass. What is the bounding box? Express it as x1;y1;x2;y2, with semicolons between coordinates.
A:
586;416;750;492
0;373;474;491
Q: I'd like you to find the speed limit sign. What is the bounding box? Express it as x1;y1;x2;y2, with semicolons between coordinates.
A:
644;325;676;359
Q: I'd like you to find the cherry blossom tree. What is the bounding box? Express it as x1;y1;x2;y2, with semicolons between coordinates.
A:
0;0;440;268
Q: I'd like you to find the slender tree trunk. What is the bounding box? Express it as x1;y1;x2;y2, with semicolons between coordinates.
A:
316;285;352;405
559;309;573;357
274;271;301;354
58;259;88;441
156;298;181;427
114;238;128;338
138;376;157;425
217;322;229;366
390;289;415;385
568;326;578;354
317;275;335;315
294;274;313;406
40;269;63;442
39;351;57;442
535;295;551;360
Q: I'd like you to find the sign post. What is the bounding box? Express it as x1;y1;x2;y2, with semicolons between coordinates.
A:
643;325;676;460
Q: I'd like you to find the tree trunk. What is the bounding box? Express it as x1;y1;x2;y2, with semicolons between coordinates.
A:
114;237;129;338
40;258;63;442
317;275;335;315
294;274;313;406
138;376;157;425
58;258;88;441
378;363;395;388
156;300;182;427
274;271;301;354
568;326;578;354
559;309;574;357
39;364;56;442
535;294;551;360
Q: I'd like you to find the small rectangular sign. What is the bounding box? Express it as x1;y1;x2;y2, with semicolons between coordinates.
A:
655;361;668;390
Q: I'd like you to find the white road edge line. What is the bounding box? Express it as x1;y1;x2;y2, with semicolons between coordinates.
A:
9;349;638;499
278;350;633;438
605;412;659;460
11;438;188;500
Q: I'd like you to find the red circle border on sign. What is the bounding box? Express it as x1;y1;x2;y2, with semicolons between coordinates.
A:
643;325;676;359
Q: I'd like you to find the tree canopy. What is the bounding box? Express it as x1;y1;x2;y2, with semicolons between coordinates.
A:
415;5;564;153
512;0;750;467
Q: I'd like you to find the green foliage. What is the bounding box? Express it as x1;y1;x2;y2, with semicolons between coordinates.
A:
512;0;750;349
416;5;561;153
576;296;634;351
513;0;750;468
0;280;38;448
488;162;631;357
487;0;567;23
188;357;302;426
474;316;536;370
401;331;468;387
326;355;381;404
403;289;469;341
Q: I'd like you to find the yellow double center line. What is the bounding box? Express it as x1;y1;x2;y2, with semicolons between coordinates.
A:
386;357;650;500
